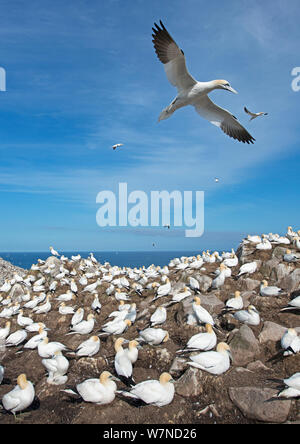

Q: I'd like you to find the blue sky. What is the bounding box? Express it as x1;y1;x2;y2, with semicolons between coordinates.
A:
0;0;299;252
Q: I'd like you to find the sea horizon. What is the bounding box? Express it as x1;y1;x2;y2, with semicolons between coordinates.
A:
0;249;229;270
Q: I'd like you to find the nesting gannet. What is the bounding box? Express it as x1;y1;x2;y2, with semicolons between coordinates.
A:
152;278;171;301
177;323;217;353
37;337;69;358
26;321;49;332
0;321;11;341
91;294;101;314
67;313;95;335
148;306;167;327
1;374;35;415
280;295;300;312
244;106;268;121
112;143;124;150
58;302;75;315
233;305;260;325
283;249;299;263
188;277;201;294
72;335;100;357
152;21;255;144
23;327;47;350
114;338;135;386
187;342;232;375
260;280;283;297
33;295;51;314
71;307;84;327
269;373;300;399
237;261;257;277
211;263;227;289
5;329;27;347
117;372;175;407
167;287;192;305
62;371;118;405
0;280;12;293
138;327;169;345
280;328;300;356
193;297;214;325
99;319;132;336
222;291;244;312
17;311;33;328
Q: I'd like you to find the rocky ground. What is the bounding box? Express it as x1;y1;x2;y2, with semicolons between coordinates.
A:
0;242;299;424
0;257;25;286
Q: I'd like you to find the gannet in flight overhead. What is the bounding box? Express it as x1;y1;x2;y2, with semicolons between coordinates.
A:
112;143;124;150
152;21;255;144
244;106;268;121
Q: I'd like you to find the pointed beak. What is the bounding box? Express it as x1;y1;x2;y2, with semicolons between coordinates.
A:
227;86;238;94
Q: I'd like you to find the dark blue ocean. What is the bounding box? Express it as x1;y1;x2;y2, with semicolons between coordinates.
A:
0;251;203;270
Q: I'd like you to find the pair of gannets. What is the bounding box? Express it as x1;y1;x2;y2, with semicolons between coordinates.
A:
67;313;95;335
42;351;69;385
114;338;136;386
99;319;132;336
187;342;232;375
118;372;175;407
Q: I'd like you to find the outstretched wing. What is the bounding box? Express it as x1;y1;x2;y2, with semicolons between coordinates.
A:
194;96;255;144
152;20;197;92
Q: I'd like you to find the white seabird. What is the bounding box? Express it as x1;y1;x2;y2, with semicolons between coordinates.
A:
137;327;169;345
152;21;255;144
114;338;135;386
177;323;217;353
260;280;283;297
1;374;35;416
112;143;124;150
187;342;232;375
72;335;101;357
62;371;118;405
233;305;260;325
117;372;175;407
244;106;268;121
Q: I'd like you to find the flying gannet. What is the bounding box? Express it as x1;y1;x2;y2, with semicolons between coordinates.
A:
152;21;255;144
244;106;268;121
112;143;124;150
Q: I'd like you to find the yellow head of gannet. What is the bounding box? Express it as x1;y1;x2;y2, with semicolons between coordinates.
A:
87;314;95;320
114;337;125;352
216;342;231;353
205;323;213;333
235;291;241;298
262;280;268;287
286;249;292;254
163;332;170;343
17;373;28;390
92;335;99;342
219;263;226;270
125;319;132;327
194;296;201;305
100;371;114;384
213;79;238;94
159;372;174;385
128;340;139;349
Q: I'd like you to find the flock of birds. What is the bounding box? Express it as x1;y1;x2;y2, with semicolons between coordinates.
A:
0;226;299;418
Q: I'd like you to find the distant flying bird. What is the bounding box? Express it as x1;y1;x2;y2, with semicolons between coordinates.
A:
152;21;255;144
244;106;268;121
214;177;219;183
112;143;124;150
